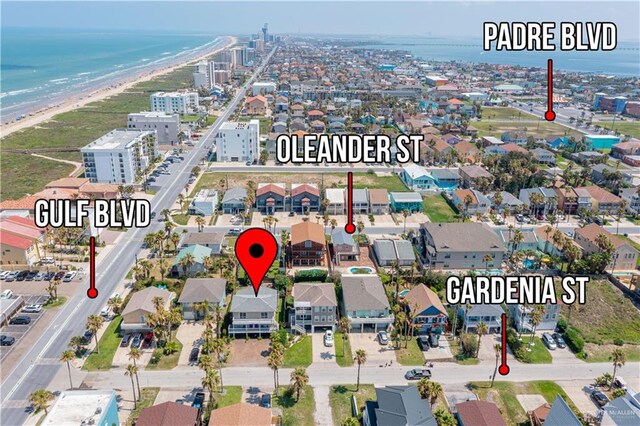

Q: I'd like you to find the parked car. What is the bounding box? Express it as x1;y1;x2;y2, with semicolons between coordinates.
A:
63;271;77;282
404;369;432;380
34;272;46;281
591;389;609;407
324;330;334;347
1;289;14;299
612;376;627;390
552;333;566;348
4;271;18;282
100;306;112;317
142;332;154;349
0;335;16;346
260;394;272;408
189;347;200;363
192;392;205;409
10;316;32;325
429;333;440;348
25;271;38;281
542;333;557;350
0;271;9;280
417;336;430;351
82;330;94;344
22;304;43;314
44;272;56;281
120;335;132;347
15;270;30;281
515;214;524;222
227;228;242;236
377;330;389;345
54;271;66;280
131;333;142;348
41;257;55;264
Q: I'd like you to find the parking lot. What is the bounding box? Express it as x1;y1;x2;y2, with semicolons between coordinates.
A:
0;295;49;362
145;151;189;191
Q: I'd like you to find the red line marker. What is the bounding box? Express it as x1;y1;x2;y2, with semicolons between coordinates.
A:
498;313;510;375
87;236;98;299
344;172;355;234
545;59;556;121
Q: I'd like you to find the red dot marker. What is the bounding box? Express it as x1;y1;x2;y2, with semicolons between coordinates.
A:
235;228;278;296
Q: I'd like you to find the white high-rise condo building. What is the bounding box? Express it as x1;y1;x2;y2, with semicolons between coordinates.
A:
127;112;180;145
216;120;259;163
81;129;158;184
193;60;216;89
150;91;199;114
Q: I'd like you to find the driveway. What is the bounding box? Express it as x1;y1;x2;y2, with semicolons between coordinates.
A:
556;380;601;417
350;333;395;365
549;345;581;364
477;334;516;365
312;333;335;364
176;322;206;366
423;336;454;361
227;340;270;367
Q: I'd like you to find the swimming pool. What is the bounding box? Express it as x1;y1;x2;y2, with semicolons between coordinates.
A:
350;267;374;274
523;259;536;269
485;269;505;275
399;289;410;297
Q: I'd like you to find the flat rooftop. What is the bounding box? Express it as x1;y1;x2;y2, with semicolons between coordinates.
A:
42;390;115;426
83;129;150;151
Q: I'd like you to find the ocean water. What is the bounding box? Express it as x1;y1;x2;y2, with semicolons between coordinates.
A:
1;27;221;117
338;36;640;76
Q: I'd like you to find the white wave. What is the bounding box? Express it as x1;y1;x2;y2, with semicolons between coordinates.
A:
0;87;42;98
161;51;171;55
76;72;92;76
49;77;69;83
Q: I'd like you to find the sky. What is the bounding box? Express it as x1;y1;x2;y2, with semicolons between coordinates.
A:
2;1;639;41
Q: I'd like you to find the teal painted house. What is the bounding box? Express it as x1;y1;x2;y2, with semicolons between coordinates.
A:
389;192;423;212
173;244;213;277
585;134;621;150
400;164;435;190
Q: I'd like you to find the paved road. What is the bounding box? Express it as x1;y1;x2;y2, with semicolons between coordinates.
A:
0;41;276;426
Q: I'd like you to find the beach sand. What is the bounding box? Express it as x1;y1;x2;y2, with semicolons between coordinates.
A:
0;36;237;139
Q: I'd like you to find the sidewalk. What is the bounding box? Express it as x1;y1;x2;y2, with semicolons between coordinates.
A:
313;385;333;426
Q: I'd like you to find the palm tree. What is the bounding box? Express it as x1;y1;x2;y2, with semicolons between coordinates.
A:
179;253;196;277
610;349;626;390
338;317;351;357
60;350;75;390
211;337;227;391
107;296;122;315
426;381;442;408
402;209;409;233
290;367;309;401
341;417;359;426
417;378;431;399
354;349;367;391
86;315;103;354
202;369;221;403
195;216;206;232
529;306;544;347
511;230;524;254
125;364;138;407
476;322;488;358
170;232;181;253
491;344;501;388
280;230;290;274
268;351;283;389
29;389;54;414
482;254;493;272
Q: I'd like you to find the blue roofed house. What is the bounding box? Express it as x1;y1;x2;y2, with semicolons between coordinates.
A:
460;304;504;333
389;192;423;213
585;134;621;150
332;228;360;265
488;191;524;213
532;395;582;426
188;189;218;216
363;386;436;426
173;244;213;277
519;187;557;215
221;187;248;214
400;164;435;190
601;389;640;426
404;284;448;334
427;168;461;192
546;135;569;149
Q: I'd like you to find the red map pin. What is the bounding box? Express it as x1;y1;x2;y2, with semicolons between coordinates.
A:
235;228;278;296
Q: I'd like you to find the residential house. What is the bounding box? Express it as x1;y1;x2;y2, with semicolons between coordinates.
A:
612;140;640;158
188;189;218;216
620;188;640;214
221;187;248;214
0;216;46;266
417;223;506;270
535;226;574;257
580;186;624;214
590;164;633;186
291;184;320;213
290;222;326;266
498;227;539;252
427;138;454;162
372;239;415;267
455;400;507;426
274;96;289;112
290;117;308;131
256;183;286;214
554;187;579;215
530;395;582;426
208;402;273;426
454;141;481;164
178;278;226;320
519;187;557;215
601;389;640;426
173;244;214;277
459;304;504;333
363;386;436;426
452;189;491;216
389;192;423;212
136;401;199;426
459;165;494;189
310;120;325;132
332;229;360;265
404;284;448;334
244;95;268;115
508;302;560;333
180;232;225;254
228;286;278;336
531;148;556;165
325;188;345;215
368;189;390;214
271;121;287;133
501;131;527;145
428;168;461;192
291;282;337;332
341;275;393;332
488;191;524;213
121;287;173;332
352;188;369;214
574;223;638;271
41;390;119;426
545;135;567;149
484;143;529;156
400;164;435;190
308;109;324;120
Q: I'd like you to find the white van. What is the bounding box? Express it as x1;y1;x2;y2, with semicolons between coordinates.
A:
1;289;14;299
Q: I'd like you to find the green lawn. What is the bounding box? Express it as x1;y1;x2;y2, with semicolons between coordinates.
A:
146;339;183;370
395;338;425;366
1;66;193;200
470;381;581;426
126;387;160;426
329;384;376;424
472;120;582;139
449;339;480;365
352;174;408;192
334;333;353;367
43;296;67;309
215;386;243;408
600;121;640;139
239;116;272;135
171;214;190;226
274;385;315;426
82;316;122;371
283;336;312;368
482;107;538;121
518;337;553;364
422;194;459;223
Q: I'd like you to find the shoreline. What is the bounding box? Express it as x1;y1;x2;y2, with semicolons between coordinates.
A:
0;36;237;139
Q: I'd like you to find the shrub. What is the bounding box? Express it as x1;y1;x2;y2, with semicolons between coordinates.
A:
612;388;626;398
613;337;624;346
294;269;328;282
163;341;179;355
556;317;568;333
460;333;478;357
565;328;585;353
